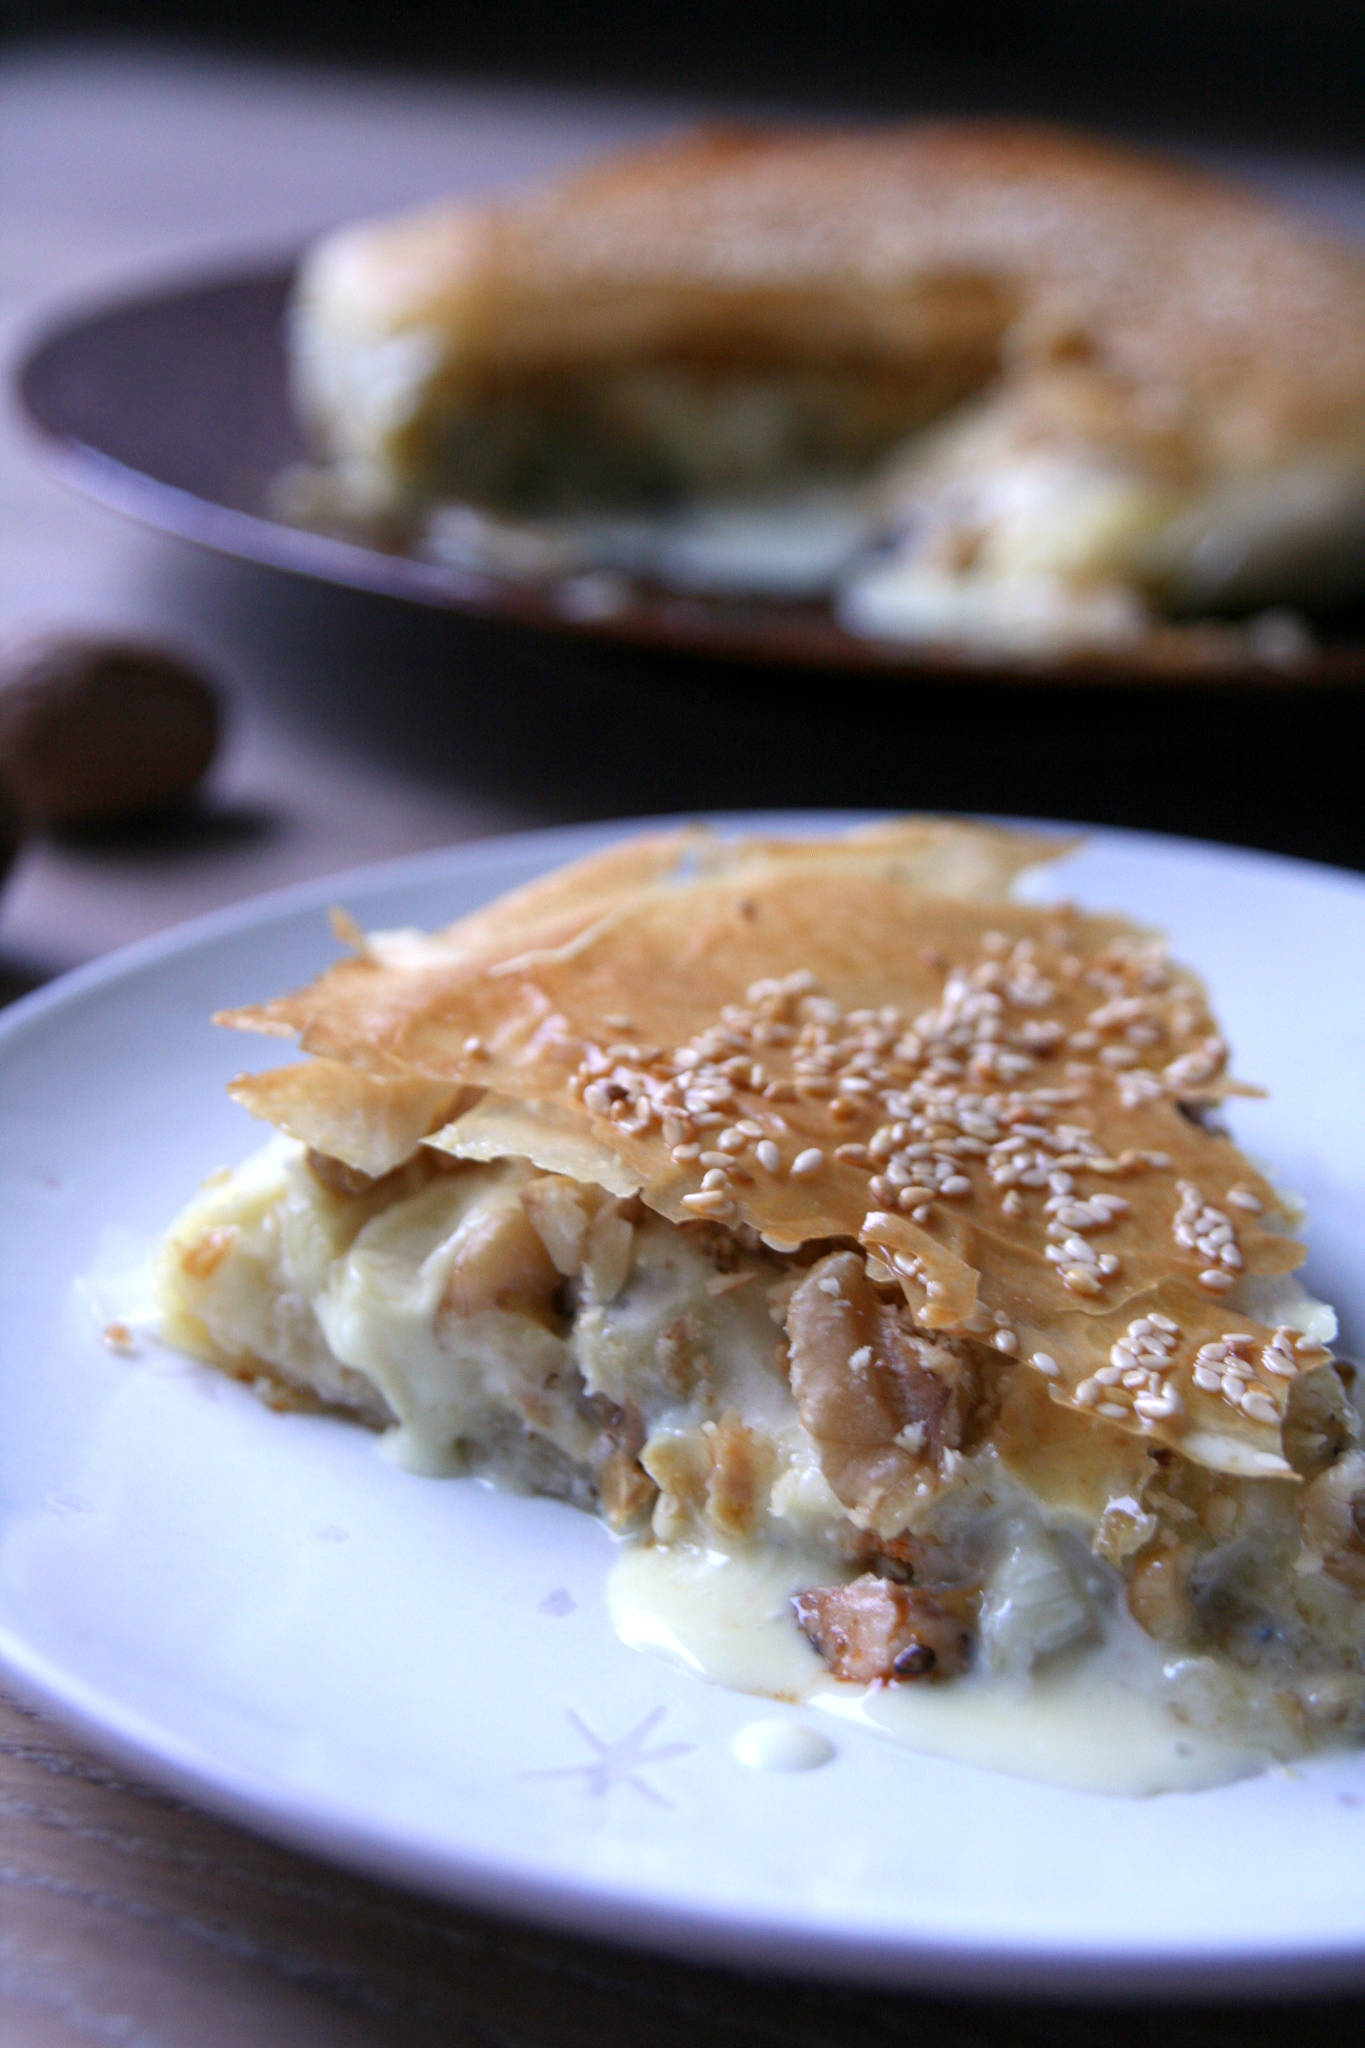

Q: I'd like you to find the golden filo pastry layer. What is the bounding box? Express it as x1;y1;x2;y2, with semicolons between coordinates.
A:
221;820;1335;1484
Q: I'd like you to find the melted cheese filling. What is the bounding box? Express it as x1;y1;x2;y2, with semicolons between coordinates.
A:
610;1543;1270;1794
157;1137;1362;1794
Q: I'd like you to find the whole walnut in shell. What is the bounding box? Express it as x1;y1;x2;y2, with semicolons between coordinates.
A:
0;634;220;829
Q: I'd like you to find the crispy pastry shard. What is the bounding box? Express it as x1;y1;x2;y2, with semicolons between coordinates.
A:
160;820;1362;1752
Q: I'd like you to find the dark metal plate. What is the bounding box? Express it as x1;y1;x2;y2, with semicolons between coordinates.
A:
17;263;1365;692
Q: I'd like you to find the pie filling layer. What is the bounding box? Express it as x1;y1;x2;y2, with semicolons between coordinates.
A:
158;1133;1364;1792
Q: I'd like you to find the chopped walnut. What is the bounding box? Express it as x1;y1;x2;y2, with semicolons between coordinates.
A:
585;1397;656;1529
643;1430;713;1541
704;1411;777;1540
440;1196;560;1323
654;1312;711;1401
1125;1535;1198;1647
785;1250;979;1535
793;1573;975;1683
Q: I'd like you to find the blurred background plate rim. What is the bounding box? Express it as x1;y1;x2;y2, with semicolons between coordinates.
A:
15;263;1365;693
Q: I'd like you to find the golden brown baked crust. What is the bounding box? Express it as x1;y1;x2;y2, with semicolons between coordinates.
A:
220;820;1334;1486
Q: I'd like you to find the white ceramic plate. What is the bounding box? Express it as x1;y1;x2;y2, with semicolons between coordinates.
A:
2;814;1364;1996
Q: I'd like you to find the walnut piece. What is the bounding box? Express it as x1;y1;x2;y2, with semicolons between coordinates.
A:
786;1250;979;1535
0;632;219;827
793;1573;975;1683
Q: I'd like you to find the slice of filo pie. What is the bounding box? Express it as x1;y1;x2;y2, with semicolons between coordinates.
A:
287;124;1365;656
157;821;1365;1773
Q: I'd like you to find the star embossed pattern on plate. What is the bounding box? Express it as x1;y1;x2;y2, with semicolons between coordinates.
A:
527;1709;695;1807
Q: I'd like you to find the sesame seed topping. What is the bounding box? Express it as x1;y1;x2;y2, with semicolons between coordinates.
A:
548;903;1317;1448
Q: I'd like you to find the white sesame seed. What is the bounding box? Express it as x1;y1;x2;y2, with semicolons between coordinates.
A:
1198;1269;1236;1293
1030;1352;1061;1377
755;1140;782;1174
1241;1389;1281;1427
790;1147;826;1180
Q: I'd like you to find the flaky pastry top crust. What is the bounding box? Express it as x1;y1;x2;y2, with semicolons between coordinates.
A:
221;821;1334;1481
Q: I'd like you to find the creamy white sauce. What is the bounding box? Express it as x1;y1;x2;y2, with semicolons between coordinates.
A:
609;1541;1268;1796
732;1719;836;1772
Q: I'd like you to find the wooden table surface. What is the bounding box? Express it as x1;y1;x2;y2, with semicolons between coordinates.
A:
4;41;1365;2044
